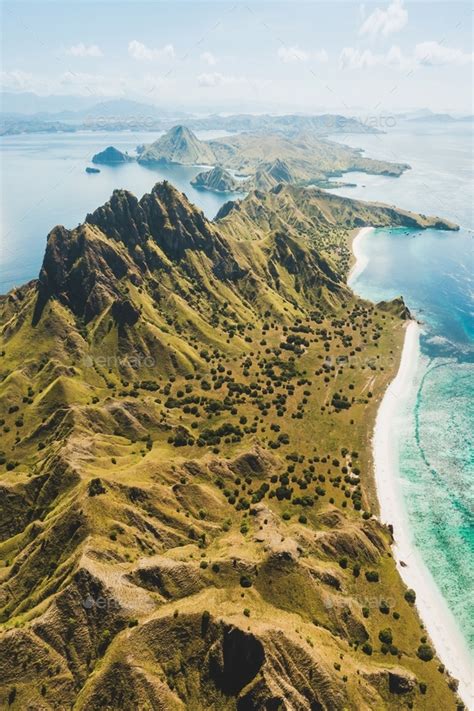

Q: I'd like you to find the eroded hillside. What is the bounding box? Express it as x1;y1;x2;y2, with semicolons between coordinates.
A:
0;183;462;710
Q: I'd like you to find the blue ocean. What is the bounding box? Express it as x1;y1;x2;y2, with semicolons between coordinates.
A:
329;121;474;652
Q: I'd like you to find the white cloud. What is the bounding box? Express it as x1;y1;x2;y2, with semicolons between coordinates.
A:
277;46;328;63
341;41;473;71
313;49;329;63
65;43;103;58
0;70;37;92
200;51;217;66
196;72;254;88
58;71;118;95
342;45;408;70
339;47;393;70
1;69;124;97
359;0;407;37
128;40;175;61
278;46;310;63
414;41;474;66
197;72;226;87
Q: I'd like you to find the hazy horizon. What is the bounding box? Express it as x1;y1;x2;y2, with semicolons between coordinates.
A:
1;0;473;114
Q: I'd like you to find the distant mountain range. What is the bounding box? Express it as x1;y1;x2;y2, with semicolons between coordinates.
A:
406;113;474;123
0;93;188;120
2;94;472;130
396;108;473;123
1;94;386;137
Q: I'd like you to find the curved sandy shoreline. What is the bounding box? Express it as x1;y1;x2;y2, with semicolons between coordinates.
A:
350;227;473;708
348;226;374;285
374;321;472;708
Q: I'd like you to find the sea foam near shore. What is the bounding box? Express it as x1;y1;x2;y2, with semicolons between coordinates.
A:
349;227;473;708
374;322;472;707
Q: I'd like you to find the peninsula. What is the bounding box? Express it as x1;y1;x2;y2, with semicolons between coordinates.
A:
0;182;461;710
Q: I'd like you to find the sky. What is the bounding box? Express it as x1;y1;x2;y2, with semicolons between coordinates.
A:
0;0;473;114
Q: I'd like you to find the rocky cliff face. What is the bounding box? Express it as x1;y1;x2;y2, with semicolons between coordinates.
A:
34;182;247;325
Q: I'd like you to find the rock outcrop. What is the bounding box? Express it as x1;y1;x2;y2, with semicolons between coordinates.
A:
191;165;241;192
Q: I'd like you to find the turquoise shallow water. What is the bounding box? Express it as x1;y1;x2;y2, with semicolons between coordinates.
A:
330;123;474;651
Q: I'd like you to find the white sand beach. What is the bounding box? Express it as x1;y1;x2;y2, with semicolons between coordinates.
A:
348;227;473;707
348;226;374;286
373;320;473;709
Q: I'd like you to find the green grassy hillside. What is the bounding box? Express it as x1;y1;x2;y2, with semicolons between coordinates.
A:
0;183;463;710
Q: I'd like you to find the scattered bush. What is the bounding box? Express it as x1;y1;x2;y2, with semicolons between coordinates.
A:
378;628;392;645
417;644;434;662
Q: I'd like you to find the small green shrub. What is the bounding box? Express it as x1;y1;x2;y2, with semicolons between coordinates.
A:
379;628;392;644
417;644;434;662
240;575;252;588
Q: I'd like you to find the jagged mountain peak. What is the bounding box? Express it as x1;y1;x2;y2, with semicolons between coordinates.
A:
85;181;212;251
30;181;456;330
32;182;243;325
138;125;216;165
167;124;196;139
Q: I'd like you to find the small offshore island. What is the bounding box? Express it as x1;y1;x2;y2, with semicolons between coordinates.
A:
92;145;134;165
0;177;464;710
